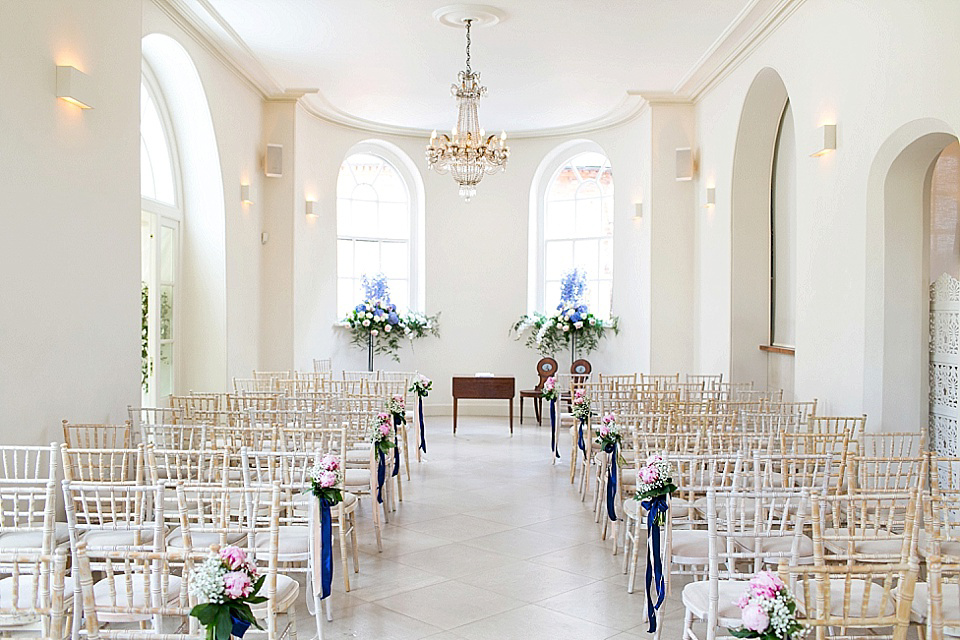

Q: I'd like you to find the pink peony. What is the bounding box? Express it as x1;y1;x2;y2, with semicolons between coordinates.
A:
320;454;339;471
223;571;253;599
219;546;247;571
378;412;391;422
741;602;769;632
749;571;784;599
602;412;615;425
638;465;660;484
544;377;555;390
318;470;338;488
646;454;663;465
598;425;610;437
735;593;750;610
379;423;391;436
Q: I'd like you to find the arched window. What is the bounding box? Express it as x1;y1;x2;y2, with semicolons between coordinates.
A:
140;67;182;406
337;146;422;316
538;150;614;317
770;100;796;348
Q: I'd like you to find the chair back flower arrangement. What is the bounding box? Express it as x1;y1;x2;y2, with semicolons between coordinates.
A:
189;546;267;640
370;413;396;504
730;571;806;640
385;396;405;476
409;375;432;454
571;389;590;457
343;273;439;364
308;455;342;601
595;412;624;524
511;268;619;357
634;454;679;632
542;376;560;460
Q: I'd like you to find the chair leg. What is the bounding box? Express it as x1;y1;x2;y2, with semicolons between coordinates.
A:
520;396;524;425
682;607;695;640
402;426;411;480
569;436;578;484
287;602;299;640
628;521;642;593
350;511;360;573
313;597;324;640
324;598;333;623
338;508;350;592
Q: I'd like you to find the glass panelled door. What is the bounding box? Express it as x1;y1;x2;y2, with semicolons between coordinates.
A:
141;211;179;406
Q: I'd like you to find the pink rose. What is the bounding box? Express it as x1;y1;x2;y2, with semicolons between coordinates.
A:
598;425;610;437
749;571;783;599
320;454;339;471
223;571;253;599
602;412;615;425
379;423;391;436
318;470;338;488
741;602;769;632
545;377;555;390
378;412;391;422
219;546;247;571
639;465;659;484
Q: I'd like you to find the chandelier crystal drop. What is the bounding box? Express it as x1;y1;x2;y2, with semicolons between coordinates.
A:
425;18;509;202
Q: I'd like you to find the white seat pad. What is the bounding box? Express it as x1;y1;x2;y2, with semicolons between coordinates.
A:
0;575;75;626
81;529;158;549
254;526;308;556
670;530;710;563
0;523;70;549
93;574;182;622
250;574;298;615
344;469;371;487
682;579;746;627
165;528;245;549
796;577;895;619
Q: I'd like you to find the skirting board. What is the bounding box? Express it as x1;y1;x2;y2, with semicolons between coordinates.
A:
421;400;518;418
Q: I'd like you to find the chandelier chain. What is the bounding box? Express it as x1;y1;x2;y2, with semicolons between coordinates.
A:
464;19;472;75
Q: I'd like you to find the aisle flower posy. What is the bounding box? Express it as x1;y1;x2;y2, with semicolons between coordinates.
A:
189;546;267;640
344;274;439;362
634;455;678;526
387;394;406;424
511;268;619;357
541;375;559;402
409;375;432;454
571;389;590;423
729;571;806;640
370;412;396;454
594;412;624;462
309;454;344;506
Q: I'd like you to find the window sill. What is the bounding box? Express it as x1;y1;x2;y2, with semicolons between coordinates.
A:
759;344;795;356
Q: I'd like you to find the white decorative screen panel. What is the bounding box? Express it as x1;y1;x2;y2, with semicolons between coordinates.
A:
930;273;960;489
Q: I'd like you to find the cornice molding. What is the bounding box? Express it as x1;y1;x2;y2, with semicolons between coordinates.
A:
152;0;806;138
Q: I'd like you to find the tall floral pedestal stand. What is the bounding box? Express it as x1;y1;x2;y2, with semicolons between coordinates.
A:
367;333;374;372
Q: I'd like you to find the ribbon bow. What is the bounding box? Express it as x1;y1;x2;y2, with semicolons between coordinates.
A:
577;418;586;456
392;415;401;477
376;449;386;504
318;498;334;599
640;495;669;632
418;396;427;454
605;443;618;522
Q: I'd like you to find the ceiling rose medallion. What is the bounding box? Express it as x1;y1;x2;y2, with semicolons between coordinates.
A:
426;5;509;202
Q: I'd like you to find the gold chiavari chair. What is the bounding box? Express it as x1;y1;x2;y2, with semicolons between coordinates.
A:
313;358;332;374
809;415;867;439
61;421;131;450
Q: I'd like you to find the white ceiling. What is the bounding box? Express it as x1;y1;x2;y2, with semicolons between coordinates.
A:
189;0;757;135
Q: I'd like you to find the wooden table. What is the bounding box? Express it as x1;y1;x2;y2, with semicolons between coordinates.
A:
452;376;516;434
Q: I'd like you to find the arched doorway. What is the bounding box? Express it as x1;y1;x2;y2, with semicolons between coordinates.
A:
730;68;796;394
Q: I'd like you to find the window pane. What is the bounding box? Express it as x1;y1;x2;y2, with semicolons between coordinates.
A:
545;199;574;240
380;242;408;279
599;237;614;278
140;82;175;205
379;202;409;240
160;226;175;283
391;280;410;312
337;278;356;317
573;240;599;277
545;281;561;312
350;185;378;235
160;285;173;340
545;240;573;280
375;164;407;203
596;280;613;318
158;342;174;398
337;240;354;278
354;240;379;277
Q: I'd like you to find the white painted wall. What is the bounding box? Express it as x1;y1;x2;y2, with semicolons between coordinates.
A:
694;0;960;424
290;108;654;413
0;0;142;443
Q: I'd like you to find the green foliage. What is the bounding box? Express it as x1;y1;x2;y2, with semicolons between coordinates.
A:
511;312;619;357
141;282;152;393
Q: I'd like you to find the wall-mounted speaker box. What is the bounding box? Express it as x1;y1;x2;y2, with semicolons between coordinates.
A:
265;144;283;178
675;147;694;181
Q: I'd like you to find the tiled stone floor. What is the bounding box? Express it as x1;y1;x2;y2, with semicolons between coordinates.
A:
304;416;687;639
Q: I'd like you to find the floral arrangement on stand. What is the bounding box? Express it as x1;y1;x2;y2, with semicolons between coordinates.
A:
595;412;624;525
542;376;560;461
571;389;590;459
633;454;679;633
511;268;619;360
308;455;343;601
189;546;267;640
343;273;439;368
409;375;432;455
370;413;396;504
730;571;806;640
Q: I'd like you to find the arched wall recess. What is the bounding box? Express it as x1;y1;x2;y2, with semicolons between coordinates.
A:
730;67;790;386
142;33;228;392
863;118;958;431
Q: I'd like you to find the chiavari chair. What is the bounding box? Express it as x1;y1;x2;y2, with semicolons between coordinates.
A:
913;492;960;639
680;487;809;640
686;373;723;390
737;388;784;404
0;443;67;552
170;393;221;419
253;370;292;391
780;432;854;492
569;381;602;487
0;548;68;638
717;381;754;401
61;421;131;450
860;431;927;458
313;358;332;374
809;415;866;439
641;373;680;390
174;483;299;640
126;407;183;446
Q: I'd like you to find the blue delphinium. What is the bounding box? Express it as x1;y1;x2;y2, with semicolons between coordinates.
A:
387;312;399;325
361;273;391;303
559;268;587;305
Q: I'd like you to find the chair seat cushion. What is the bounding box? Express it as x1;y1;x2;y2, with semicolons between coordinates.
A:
796;577;895;619
344;469;371;487
254;526;308;557
734;534;814;561
822;528;905;559
93;574;182;622
901;581;960;628
0;523;70;550
0;575;75;626
81;529;158;549
918;531;960;558
165;529;245;550
250;575;298;616
682;579;746;627
670;529;711;563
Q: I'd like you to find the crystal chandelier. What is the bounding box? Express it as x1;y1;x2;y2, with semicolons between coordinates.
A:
426;18;509;202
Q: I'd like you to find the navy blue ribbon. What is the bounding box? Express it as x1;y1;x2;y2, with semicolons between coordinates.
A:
577;418;586;456
549;400;559;459
377;449;386;504
640;495;669;632
605;443;618;522
392;415;401;477
418;397;427;453
231;615;251;638
319;498;334;600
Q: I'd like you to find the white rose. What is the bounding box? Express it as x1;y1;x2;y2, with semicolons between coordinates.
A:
590;318;597;326
375;315;383;323
575;321;583;329
385;325;391;332
366;312;373;319
362;319;370;327
371;329;379;336
563;325;570;332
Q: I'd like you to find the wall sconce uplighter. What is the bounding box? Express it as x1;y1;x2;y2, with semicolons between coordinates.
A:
306;200;318;218
56;65;94;109
675;148;694;181
811;124;837;157
240;184;254;204
705;187;716;207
